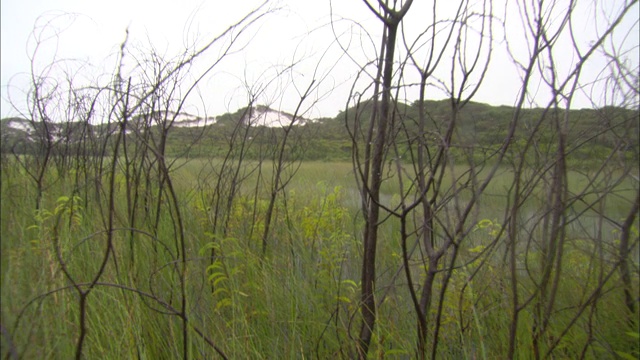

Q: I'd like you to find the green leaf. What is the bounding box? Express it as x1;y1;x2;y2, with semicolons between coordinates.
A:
216;298;232;309
342;279;358;288
206;260;224;272
207;271;225;282
213;288;229;297
476;219;493;229
614;351;637;360
626;331;640;339
213;276;228;287
199;242;219;256
57;196;70;203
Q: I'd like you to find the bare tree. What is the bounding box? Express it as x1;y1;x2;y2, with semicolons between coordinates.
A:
4;2;276;358
341;0;638;358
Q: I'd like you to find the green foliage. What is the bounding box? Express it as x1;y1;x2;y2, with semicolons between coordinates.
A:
5;101;636;164
54;195;84;227
194;182;362;357
2;156;638;358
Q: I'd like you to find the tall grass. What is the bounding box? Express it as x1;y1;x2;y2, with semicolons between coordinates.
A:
1;157;638;358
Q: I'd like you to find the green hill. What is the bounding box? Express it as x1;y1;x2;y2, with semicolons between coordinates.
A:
2;101;638;164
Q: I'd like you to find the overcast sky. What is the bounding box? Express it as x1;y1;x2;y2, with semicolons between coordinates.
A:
1;0;638;120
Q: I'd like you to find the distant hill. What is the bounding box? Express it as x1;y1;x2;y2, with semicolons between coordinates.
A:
2;101;637;162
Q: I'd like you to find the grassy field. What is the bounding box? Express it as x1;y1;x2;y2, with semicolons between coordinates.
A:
1;156;638;359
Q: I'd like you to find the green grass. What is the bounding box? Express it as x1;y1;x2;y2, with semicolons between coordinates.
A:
1;156;638;359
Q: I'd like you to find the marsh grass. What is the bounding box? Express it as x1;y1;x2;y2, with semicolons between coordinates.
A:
1;157;638;358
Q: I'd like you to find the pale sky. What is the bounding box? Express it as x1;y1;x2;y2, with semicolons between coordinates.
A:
1;0;638;120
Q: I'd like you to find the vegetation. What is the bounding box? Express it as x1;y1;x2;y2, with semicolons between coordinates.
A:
1;159;638;358
1;0;638;359
4;100;637;164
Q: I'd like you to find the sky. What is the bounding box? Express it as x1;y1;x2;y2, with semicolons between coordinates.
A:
1;0;638;120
